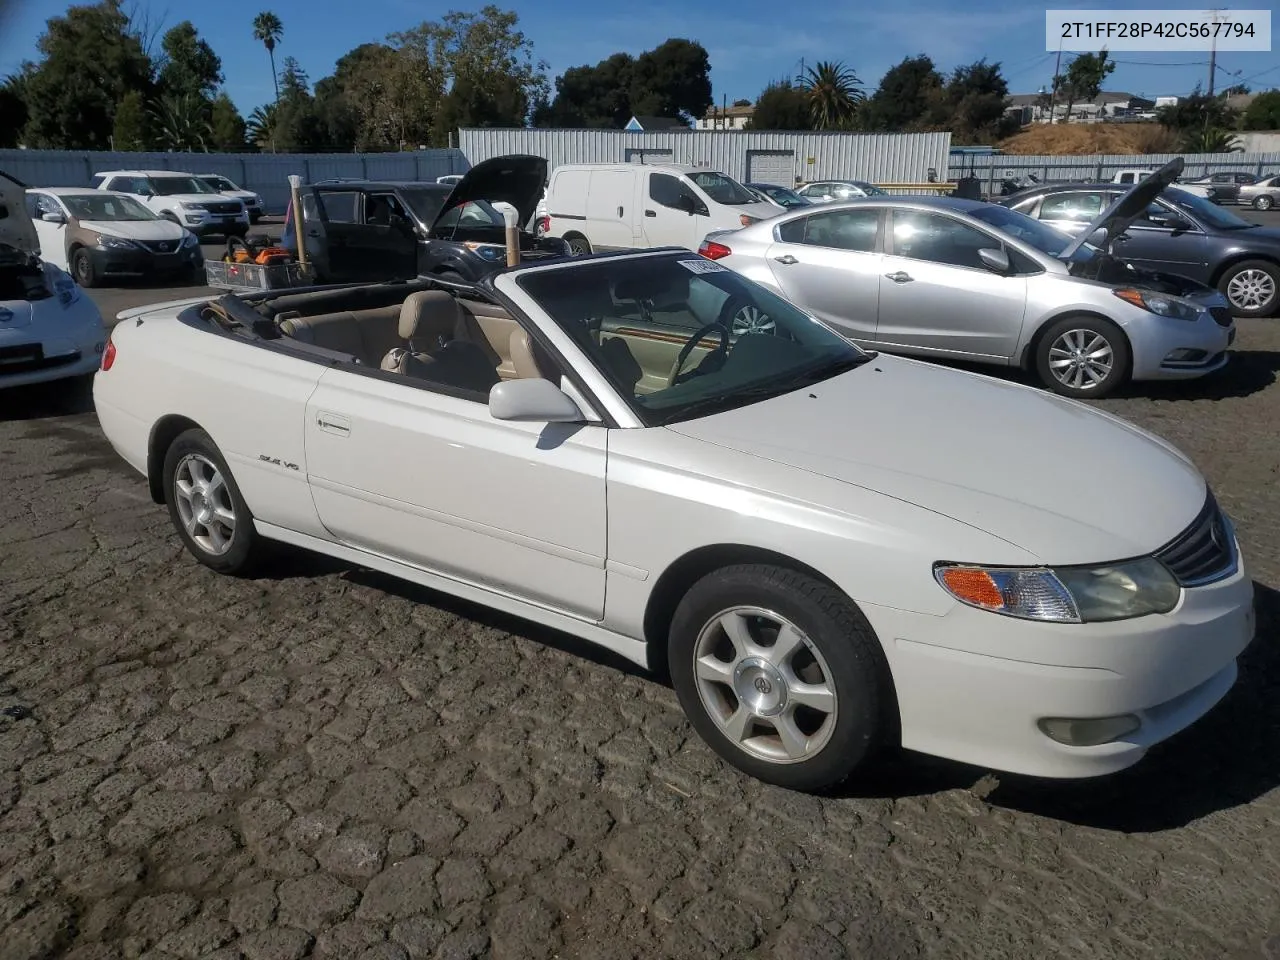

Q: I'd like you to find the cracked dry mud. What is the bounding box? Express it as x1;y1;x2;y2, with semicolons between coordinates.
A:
2;320;1279;960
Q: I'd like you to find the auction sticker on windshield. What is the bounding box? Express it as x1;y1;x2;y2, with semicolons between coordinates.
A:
679;259;728;274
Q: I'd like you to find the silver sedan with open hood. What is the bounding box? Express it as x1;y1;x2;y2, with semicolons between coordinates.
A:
701;158;1235;399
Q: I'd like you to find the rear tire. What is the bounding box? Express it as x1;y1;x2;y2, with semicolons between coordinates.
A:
162;428;263;576
1254;195;1274;212
668;564;895;792
565;234;592;256
1034;315;1129;399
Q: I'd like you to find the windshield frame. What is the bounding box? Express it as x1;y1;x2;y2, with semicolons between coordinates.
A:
508;251;870;428
150;176;218;196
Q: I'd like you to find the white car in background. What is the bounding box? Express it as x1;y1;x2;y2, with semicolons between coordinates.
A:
93;245;1253;791
196;173;265;222
1;172;107;389
90;170;249;238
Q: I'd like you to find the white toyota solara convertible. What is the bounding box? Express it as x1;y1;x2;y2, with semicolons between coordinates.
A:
93;247;1255;791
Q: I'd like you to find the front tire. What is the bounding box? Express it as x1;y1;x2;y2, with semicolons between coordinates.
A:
668;564;895;792
162;429;263;575
1035;315;1129;399
71;248;98;288
1218;259;1279;318
1254;195;1274;212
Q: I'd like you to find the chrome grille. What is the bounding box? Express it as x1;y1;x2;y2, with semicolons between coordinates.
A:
1154;492;1236;587
141;239;180;254
1210;306;1233;327
207;202;241;215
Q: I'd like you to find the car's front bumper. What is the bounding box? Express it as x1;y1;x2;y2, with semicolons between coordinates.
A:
862;550;1255;778
1125;310;1235;381
181;212;249;235
0;308;107;389
90;244;203;278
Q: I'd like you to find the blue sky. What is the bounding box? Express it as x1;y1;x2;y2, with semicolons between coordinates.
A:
1;0;1277;120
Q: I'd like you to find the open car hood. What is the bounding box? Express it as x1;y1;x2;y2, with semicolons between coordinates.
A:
0;170;39;259
433;154;547;230
1061;157;1184;259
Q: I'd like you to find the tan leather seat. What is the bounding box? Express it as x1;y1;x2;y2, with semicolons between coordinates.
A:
279;305;401;366
381;291;466;374
509;328;556;380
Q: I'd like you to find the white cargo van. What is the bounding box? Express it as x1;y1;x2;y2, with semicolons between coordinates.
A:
545;163;779;254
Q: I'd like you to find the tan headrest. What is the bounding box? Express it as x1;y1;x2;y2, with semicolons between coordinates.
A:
399;291;461;343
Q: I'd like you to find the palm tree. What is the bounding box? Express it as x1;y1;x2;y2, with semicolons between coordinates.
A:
148;94;212;152
247;102;279;152
252;12;284;102
797;60;865;130
1180;125;1243;154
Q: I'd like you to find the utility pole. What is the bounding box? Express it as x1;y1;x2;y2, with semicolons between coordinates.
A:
1047;37;1064;122
1208;8;1221;97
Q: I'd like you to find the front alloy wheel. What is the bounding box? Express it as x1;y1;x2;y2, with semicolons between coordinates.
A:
1035;316;1129;399
1254;195;1274;211
1220;260;1278;318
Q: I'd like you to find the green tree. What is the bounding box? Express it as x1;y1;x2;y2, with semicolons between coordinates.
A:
112;89;148;148
210;93;247;150
927;59;1018;144
629;39;712;120
158;21;223;101
533;53;634;127
1242;90;1280;130
252;11;284;102
148;92;212;151
744;80;811;131
1059;50;1114;122
1156;86;1238;131
1181;126;1243;152
0;71;31;148
247;102;278;151
21;0;154;149
798;61;864;130
271;57;324;151
862;55;944;131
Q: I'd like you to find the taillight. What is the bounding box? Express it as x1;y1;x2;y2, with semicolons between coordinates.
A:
101;336;116;371
538;215;550;234
699;240;732;260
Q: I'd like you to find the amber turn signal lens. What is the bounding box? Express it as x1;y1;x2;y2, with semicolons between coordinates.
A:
937;567;1004;609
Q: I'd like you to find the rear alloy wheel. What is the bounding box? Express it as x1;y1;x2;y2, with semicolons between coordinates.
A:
1035;316;1129;399
668;564;894;791
72;248;98;288
566;235;592;256
720;297;775;336
1254;195;1274;211
1219;260;1279;318
163;428;263;575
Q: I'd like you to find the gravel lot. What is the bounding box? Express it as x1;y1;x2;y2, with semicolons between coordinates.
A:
2;213;1280;959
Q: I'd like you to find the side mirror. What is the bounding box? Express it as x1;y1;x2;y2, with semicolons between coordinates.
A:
488;378;583;423
41;212;66;224
1088;227;1108;248
978;247;1010;273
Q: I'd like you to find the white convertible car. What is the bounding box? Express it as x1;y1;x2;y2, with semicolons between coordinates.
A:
93;247;1255;791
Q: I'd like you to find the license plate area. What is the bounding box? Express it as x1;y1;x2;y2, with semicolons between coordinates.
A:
0;344;41;366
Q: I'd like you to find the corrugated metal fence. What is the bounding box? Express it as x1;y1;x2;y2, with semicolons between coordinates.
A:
0;148;468;214
460;129;953;187
948;152;1280;194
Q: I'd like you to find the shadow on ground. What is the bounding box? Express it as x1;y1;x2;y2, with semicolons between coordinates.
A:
0;379;95;421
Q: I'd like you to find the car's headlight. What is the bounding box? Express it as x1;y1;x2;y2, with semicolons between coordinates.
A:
1113;287;1202;321
95;234;135;250
181;202;208;211
182;232;199;248
465;242;506;262
934;557;1181;623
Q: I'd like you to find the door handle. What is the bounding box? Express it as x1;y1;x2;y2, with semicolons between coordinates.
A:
773;254;798;265
885;271;914;283
645;209;656;217
618;206;625;217
316;412;350;436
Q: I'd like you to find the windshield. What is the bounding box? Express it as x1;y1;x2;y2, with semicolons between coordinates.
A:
399;186;452;224
61;194;159;221
201;176;238;192
516;254;868;426
968;204;1085;259
852;181;889;196
688;171;760;206
758;185;807;207
434;199;505;230
1163;187;1256;229
151;176;217;196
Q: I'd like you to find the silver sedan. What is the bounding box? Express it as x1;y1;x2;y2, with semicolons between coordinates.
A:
1238;174;1280;211
698;190;1235;399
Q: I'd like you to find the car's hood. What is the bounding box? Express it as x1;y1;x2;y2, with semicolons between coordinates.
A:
434;155;547;230
666;354;1206;564
80;219;187;242
1;170;39;256
1062;157;1184;258
167;193;234;205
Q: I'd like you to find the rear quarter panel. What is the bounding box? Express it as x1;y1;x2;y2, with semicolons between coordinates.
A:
94;309;331;539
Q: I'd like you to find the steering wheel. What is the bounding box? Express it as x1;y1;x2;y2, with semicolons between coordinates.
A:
669;321;730;386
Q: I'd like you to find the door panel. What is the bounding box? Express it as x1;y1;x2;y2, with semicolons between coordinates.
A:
642;172;702;250
28;194;69;270
1110;201;1210;281
314;189;366;282
584;170;635;250
764;208;884;342
303;368;607;620
877;209;1028;360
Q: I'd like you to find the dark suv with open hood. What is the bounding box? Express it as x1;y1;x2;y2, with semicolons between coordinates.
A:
282;155;570;284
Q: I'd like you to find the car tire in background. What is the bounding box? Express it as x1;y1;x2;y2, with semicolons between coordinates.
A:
1217;260;1279;318
667;563;896;792
1254;196;1274;211
1034;314;1130;399
162;428;264;576
71;248;99;288
565;234;592;256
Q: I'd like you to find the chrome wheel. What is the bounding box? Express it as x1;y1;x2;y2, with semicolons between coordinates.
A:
1226;268;1276;312
692;606;838;764
1047;328;1114;391
731;303;774;336
173;454;236;556
1255;196;1274;211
